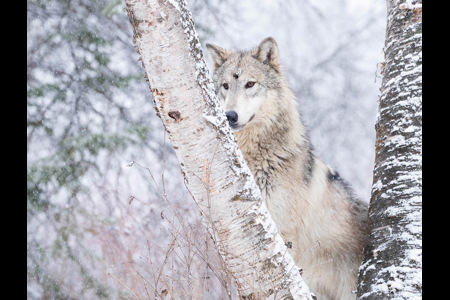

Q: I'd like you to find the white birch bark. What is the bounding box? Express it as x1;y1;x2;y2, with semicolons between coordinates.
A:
357;0;422;299
125;0;315;299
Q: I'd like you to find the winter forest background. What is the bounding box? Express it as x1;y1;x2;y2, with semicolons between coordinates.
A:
27;0;386;298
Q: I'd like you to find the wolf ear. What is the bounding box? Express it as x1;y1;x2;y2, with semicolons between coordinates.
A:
253;37;280;69
206;44;230;70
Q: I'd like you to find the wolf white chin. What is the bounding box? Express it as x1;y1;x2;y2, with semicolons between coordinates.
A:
207;37;368;300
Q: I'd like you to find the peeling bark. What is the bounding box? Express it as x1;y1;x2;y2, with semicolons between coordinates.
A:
124;0;315;299
357;0;422;299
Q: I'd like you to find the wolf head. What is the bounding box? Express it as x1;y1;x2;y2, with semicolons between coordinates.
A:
206;37;291;133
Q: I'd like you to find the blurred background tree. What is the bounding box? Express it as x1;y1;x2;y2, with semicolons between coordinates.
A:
27;0;168;298
27;0;385;298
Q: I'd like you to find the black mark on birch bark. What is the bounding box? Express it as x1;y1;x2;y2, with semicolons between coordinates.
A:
168;111;182;122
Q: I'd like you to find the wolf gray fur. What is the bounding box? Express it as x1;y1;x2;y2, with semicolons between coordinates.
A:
206;37;368;300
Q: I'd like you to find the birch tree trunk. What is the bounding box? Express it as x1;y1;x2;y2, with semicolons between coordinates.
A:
124;0;315;299
357;0;422;299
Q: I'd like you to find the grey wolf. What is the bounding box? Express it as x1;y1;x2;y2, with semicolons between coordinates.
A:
206;37;368;300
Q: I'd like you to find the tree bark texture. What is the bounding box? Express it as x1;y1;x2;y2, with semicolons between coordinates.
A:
357;0;422;299
124;0;315;299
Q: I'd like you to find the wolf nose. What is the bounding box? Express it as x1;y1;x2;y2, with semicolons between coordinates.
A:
225;110;238;125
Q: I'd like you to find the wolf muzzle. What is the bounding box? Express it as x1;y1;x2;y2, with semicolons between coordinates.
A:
225;110;238;128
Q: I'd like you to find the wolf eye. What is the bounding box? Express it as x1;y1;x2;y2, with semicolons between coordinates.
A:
245;82;255;88
223;83;229;90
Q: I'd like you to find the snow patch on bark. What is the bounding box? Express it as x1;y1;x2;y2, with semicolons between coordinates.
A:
166;0;181;12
